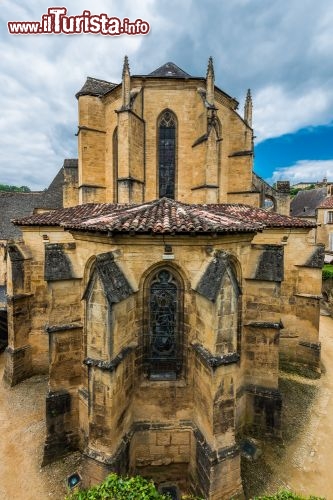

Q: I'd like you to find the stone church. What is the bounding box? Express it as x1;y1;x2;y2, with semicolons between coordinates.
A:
3;57;323;499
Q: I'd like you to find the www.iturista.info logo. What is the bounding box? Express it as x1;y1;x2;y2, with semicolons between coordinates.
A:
8;7;150;35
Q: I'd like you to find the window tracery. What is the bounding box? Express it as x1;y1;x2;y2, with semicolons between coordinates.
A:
158;110;176;199
145;268;183;379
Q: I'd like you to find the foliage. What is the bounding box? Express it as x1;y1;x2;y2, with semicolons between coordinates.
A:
65;473;202;500
0;183;31;192
322;264;333;280
289;184;316;198
252;489;325;500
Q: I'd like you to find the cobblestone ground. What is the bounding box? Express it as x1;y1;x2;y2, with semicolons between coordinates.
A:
0;356;82;500
0;314;332;499
242;314;333;499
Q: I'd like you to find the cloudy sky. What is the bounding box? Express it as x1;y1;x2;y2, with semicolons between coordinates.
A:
0;0;332;190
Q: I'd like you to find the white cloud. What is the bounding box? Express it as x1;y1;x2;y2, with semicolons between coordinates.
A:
0;0;333;188
270;160;333;185
253;86;331;141
0;0;151;189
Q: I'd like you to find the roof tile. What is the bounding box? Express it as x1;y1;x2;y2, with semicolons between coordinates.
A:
290;188;327;217
147;62;191;78
0;167;64;240
76;77;117;98
13;198;316;235
317;196;333;209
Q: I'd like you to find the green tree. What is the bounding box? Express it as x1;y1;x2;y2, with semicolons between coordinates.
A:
0;183;31;192
323;264;333;280
65;473;202;500
253;489;325;500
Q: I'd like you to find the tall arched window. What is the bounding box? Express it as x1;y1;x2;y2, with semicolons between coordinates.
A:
145;268;183;380
113;127;118;202
158;110;176;199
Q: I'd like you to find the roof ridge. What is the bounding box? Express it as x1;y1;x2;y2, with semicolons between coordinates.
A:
146;62;191;78
13;198;317;233
85;76;117;85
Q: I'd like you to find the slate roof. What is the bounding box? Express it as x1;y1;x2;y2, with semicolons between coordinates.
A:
146;62;191;78
317;196;333;209
75;62;237;106
76;77;118;98
76;63;193;99
13;198;316;236
290;188;327;217
0;167;64;240
63;159;78;168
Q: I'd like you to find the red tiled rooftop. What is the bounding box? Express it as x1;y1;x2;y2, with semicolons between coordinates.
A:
207;204;316;228
317;196;333;209
13;198;316;235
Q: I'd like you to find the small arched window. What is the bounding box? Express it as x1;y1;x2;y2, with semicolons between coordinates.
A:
145;268;183;380
158;110;176;199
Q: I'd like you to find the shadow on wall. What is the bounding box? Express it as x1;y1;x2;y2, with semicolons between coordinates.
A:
322;277;333;317
0;285;7;352
241;375;318;497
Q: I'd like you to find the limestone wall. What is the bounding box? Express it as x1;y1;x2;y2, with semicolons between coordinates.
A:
317;207;333;250
322;277;333;316
3;222;321;497
77;77;254;206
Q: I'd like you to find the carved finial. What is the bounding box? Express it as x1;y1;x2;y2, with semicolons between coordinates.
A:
122;55;130;78
206;56;215;79
206;56;215;106
122;55;131;108
244;88;252;127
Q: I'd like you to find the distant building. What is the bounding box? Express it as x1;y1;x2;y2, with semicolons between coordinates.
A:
290;186;333;254
290;187;327;220
317;196;333;253
292;182;316;190
0;166;69;351
292;178;333;190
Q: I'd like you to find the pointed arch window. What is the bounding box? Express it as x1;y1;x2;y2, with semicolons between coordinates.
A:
158;110;176;199
113;127;118;202
145;268;183;380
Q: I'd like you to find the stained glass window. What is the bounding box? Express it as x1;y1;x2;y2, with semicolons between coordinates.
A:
113;127;118;202
158;111;176;199
146;269;182;380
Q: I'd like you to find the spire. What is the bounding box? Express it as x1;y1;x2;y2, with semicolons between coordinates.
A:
122;55;131;109
244;88;252;127
206;56;215;106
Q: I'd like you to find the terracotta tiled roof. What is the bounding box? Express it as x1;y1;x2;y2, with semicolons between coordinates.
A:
13;198;316;235
317;196;333;209
12;203;122;227
208;204;316;228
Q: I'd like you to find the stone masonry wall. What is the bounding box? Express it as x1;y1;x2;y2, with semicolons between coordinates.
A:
78;77;254;205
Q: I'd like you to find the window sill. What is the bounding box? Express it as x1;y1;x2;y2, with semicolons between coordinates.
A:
140;377;186;388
